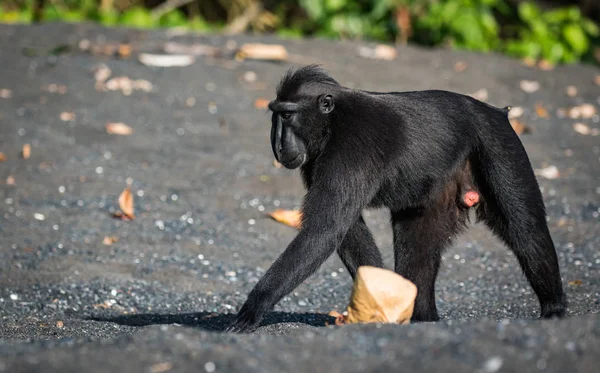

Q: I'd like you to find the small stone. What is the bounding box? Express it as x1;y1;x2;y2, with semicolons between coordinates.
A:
9;294;18;300
34;213;45;221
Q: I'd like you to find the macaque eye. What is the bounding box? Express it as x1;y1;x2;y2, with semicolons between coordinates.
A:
281;112;292;120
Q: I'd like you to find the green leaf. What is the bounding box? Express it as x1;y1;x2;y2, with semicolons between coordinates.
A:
120;7;154;29
299;0;325;21
159;10;187;28
518;2;540;23
581;19;600;37
325;0;346;13
563;23;589;55
98;9;119;26
480;12;498;36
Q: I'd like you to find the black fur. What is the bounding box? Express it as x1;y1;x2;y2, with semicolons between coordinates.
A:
226;65;566;332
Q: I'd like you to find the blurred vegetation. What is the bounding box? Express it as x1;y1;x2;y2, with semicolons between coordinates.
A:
0;0;598;65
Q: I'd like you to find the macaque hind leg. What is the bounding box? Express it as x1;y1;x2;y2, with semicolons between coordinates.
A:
392;193;468;322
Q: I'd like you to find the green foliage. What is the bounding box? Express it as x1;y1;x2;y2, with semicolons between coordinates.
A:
505;2;599;64
414;0;507;52
0;0;598;65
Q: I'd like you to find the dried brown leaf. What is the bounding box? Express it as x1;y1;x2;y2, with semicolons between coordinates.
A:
328;310;346;326
254;98;270;109
537;60;554;71
150;362;173;373
535;103;549;119
470;89;488;102
6;175;15;185
510;119;530;135
595;76;600;86
573;123;599;136
357;44;397;61
164;42;220;57
269;209;302;229
103;236;119;245
237;44;288;61
346;266;417;325
520;80;540;93
93;301;112;309
106;122;133;135
22;144;31;159
567;104;596;119
139;53;195;67
566;86;578;97
118;187;135;220
454;61;467;72
118;44;131;59
0;152;5;162
522;57;536;67
507;106;524;119
0;88;12;98
535;165;559;180
568;280;583;286
60;112;75;121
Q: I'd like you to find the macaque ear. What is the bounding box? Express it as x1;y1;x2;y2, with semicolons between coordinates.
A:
318;94;334;114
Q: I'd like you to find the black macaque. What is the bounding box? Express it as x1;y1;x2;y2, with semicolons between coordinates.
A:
226;65;566;332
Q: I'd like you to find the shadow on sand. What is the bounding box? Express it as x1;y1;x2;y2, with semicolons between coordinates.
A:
87;311;336;332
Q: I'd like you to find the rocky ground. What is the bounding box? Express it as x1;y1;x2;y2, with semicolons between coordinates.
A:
0;22;599;372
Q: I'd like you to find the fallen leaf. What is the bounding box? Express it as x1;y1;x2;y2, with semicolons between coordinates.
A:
595;76;600;86
150;362;173;373
567;104;596;119
535;165;559;180
164;42;220;57
45;84;68;94
56;321;64;328
507;106;524;119
357;44;397;61
117;186;135;220
535;103;549;118
566;86;578;97
520;80;540;93
103;236;119;245
185;97;196;107
22;144;31;159
0;152;5;161
93;64;112;83
573;123;599;136
510;119;530;135
346;266;417;325
243;71;257;82
254;98;270;109
237;43;288;61
106;122;133;135
522;57;536;67
139;53;195;67
537;60;554;71
93;301;112;309
0;88;12;98
470;89;488;102
568;280;582;286
454;61;467;72
6;175;15;185
118;44;131;59
269;209;302;229
328;310;346;326
60;112;75;121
